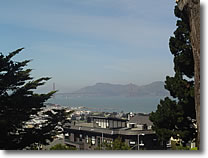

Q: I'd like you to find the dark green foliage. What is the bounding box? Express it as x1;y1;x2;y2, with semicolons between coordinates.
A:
20;108;73;150
190;147;198;150
169;6;194;78
150;98;178;142
50;144;76;150
150;5;196;147
0;48;56;149
110;137;130;150
171;141;190;150
95;137;130;150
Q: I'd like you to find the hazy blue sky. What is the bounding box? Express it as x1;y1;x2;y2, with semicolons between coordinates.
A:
0;0;177;93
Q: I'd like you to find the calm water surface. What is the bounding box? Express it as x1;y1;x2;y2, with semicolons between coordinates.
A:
47;95;166;113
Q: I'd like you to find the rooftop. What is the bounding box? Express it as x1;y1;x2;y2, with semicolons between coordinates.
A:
64;122;154;136
129;114;153;126
91;116;128;122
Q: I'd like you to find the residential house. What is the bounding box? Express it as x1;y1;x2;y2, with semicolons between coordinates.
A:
63;116;161;150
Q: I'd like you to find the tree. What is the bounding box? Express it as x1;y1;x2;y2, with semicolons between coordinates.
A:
176;0;200;149
109;137;130;150
95;137;130;150
20;108;73;150
150;5;196;148
0;48;56;149
150;98;178;148
50;144;76;150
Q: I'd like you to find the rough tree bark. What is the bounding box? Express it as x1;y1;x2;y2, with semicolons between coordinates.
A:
177;0;200;149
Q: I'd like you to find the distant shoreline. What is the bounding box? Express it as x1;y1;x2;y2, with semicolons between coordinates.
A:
46;95;166;113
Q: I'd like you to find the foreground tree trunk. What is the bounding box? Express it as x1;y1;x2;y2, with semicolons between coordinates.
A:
177;0;200;149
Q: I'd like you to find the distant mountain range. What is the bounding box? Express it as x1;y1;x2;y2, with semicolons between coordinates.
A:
69;81;169;97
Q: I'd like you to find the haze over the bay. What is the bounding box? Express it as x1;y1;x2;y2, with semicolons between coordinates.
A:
0;0;177;93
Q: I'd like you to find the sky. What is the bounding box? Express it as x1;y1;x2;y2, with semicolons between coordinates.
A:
0;0;178;93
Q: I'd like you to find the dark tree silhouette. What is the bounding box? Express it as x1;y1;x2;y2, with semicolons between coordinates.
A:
0;48;56;149
150;5;196;148
177;0;200;149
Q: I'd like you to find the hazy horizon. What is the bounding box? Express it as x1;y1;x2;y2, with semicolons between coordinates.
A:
53;80;165;94
0;0;177;93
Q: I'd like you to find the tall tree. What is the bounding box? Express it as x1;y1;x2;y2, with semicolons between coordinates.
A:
176;0;200;149
0;48;56;149
150;5;196;148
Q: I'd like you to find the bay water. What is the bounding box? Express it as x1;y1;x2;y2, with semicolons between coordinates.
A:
47;95;166;113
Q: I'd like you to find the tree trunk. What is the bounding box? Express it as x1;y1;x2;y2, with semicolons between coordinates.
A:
177;0;200;149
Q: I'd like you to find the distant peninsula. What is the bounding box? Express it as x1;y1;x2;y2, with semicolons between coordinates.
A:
58;81;169;97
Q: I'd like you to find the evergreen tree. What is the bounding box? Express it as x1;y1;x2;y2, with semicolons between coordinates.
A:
149;6;196;147
176;0;200;149
0;48;56;149
19;108;73;150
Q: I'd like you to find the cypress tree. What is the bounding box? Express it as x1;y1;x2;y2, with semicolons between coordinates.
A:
0;48;56;149
150;6;196;148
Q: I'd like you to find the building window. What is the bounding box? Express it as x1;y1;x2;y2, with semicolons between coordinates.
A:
109;120;113;128
143;124;147;130
98;137;100;145
140;140;144;146
103;119;106;128
91;136;96;145
86;135;89;143
79;134;82;142
123;122;126;127
98;119;101;127
106;120;109;128
64;133;69;139
113;121;117;128
118;121;121;127
129;141;136;145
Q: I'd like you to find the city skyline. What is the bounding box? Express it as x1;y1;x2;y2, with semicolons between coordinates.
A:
0;0;177;93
